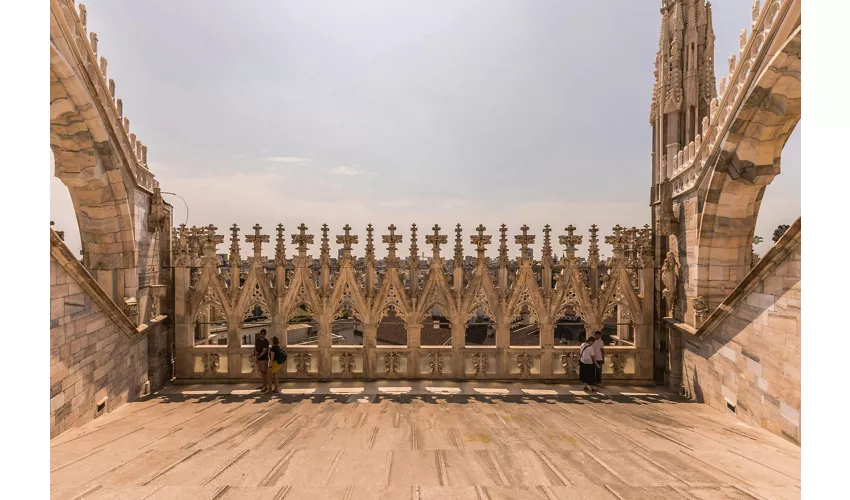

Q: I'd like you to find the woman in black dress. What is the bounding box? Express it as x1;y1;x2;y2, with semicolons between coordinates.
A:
578;336;598;392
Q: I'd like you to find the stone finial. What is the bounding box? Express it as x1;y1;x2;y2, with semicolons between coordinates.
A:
752;0;761;27
89;32;98;55
229;224;241;266
117;98;123;119
701;116;710;136
141;144;148;165
605;225;628;260
739;29;748;54
559;225;582;261
542;224;553;263
201;224;224;262
99;56;107;77
135;139;142;160
709;98;718;119
319;224;330;263
454;224;463;266
639;224;654;267
587;225;600;267
365;224;375;263
514;224;535;261
470;224;491;259
108;79;115;98
728;54;737;74
719;77;726;96
291;223;314;257
498;224;508;264
275;224;286;263
336;224;358;260
129;133;136;154
426;224;447;263
382;224;403;265
123;117;130;134
688;141;695;160
245;223;270;261
409;223;419;262
79;3;87;28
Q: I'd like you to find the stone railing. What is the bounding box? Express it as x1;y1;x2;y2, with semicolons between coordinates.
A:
668;0;795;198
174;222;654;382
53;0;155;193
181;344;645;382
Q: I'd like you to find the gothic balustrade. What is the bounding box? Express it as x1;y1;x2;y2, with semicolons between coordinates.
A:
172;223;655;382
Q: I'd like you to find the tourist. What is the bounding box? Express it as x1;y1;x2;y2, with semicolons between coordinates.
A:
268;336;286;394
579;336;598;392
592;330;605;387
255;329;270;392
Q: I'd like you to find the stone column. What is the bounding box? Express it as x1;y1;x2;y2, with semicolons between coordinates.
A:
317;319;331;377
539;323;554;378
362;324;377;378
451;324;465;377
406;323;421;378
173;266;192;378
495;323;510;377
665;325;684;390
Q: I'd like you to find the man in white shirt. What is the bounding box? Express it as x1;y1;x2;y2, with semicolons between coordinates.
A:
592;331;604;386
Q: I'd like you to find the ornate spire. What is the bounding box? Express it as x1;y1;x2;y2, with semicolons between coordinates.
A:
515;224;535;262
409;223;419;264
542;224;553;265
587;224;600;267
454;224;463;267
245;223;269;264
336;224;358;262
365;224;375;264
292;223;314;259
382;224;402;267
498;224;508;266
320;224;330;265
605;225;628;261
229;224;241;267
275;224;286;264
470;224;491;262
426;224;447;267
559;225;582;262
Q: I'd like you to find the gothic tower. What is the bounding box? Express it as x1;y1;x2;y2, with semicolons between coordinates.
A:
649;0;716;383
650;0;716;188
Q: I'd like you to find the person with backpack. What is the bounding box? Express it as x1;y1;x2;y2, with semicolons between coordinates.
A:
579;336;598;392
268;336;286;394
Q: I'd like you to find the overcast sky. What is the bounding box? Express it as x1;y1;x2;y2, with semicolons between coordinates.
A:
50;0;800;259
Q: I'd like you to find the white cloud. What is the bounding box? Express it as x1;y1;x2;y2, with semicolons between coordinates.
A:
262;156;312;164
330;165;366;176
380;200;414;208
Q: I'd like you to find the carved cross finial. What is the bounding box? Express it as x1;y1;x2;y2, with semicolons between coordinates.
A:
426;224;447;263
639;224;653;267
365;224;375;262
410;223;419;262
382;224;403;262
559;224;583;260
454;224;463;266
275;224;286;263
605;225;628;259
202;224;223;257
470;224;491;258
245;223;269;259
588;224;600;267
291;223;313;257
515;224;535;260
336;224;359;260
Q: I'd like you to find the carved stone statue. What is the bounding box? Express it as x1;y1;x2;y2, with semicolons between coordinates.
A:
661;251;678;317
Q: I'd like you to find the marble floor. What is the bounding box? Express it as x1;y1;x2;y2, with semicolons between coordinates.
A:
50;382;801;500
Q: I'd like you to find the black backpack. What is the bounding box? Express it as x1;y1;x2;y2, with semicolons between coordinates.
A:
275;348;287;364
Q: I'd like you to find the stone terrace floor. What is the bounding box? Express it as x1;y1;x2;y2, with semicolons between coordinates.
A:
50;382;801;500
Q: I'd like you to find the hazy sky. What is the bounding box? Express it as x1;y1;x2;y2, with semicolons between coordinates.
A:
50;0;800;259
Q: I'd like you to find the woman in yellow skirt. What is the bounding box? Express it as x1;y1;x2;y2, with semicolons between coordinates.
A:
268;336;286;394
